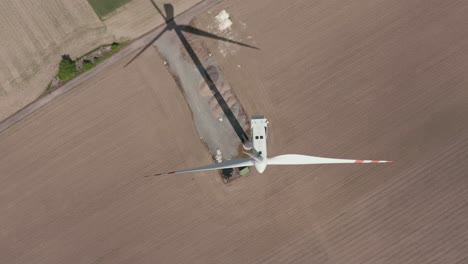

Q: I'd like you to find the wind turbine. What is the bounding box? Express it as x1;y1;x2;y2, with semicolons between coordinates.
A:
149;116;392;176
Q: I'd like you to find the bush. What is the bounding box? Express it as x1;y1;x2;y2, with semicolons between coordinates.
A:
111;42;120;51
83;60;94;71
58;55;77;81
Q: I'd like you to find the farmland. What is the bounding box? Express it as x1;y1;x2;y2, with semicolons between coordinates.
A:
87;0;131;18
1;0;468;263
102;0;202;40
0;0;200;122
0;0;112;121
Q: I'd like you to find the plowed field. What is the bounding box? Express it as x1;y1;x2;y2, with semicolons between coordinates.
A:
1;0;468;263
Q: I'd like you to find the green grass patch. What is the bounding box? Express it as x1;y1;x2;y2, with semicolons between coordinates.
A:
57;55;77;81
87;0;131;18
47;42;125;95
82;60;94;71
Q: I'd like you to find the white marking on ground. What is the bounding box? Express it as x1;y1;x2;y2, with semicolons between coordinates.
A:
215;10;232;31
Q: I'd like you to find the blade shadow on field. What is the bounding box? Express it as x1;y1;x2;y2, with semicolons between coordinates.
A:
124;29;167;67
179;25;258;49
126;1;258;144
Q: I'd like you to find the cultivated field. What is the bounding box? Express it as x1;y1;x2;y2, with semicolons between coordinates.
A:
0;46;224;263
87;0;131;18
103;0;202;40
1;0;468;263
197;0;468;262
0;0;113;121
0;0;200;123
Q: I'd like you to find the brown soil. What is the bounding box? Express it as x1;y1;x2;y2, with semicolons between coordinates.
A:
1;0;468;263
196;0;468;262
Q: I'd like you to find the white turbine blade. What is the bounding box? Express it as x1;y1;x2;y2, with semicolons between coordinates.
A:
149;158;255;176
267;154;393;165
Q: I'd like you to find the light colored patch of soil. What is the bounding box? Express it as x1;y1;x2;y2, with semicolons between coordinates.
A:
154;14;250;161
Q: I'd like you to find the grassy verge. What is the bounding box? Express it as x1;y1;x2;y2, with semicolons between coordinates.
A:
45;42;126;94
94;42;122;64
87;0;131;19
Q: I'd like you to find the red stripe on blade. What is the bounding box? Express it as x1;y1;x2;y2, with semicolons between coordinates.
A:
355;160;364;163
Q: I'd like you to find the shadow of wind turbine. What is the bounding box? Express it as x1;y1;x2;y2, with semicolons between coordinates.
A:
126;1;258;144
125;1;258;67
179;25;259;49
124;29;167;67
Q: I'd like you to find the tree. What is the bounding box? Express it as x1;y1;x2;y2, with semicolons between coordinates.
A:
57;54;77;81
111;42;120;51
